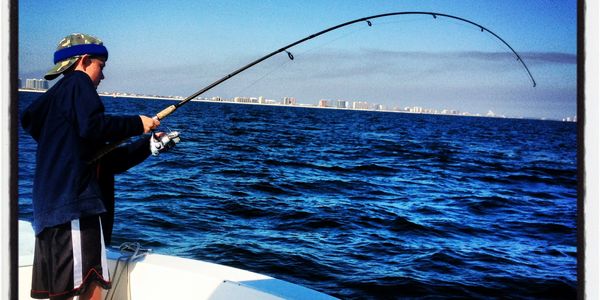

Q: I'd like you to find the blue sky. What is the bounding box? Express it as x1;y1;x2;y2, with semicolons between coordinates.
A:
19;0;578;119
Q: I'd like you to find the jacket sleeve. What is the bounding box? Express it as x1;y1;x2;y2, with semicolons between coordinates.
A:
73;75;144;141
100;136;152;174
21;101;43;141
21;95;50;142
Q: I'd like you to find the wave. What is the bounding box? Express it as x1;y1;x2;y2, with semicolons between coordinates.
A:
221;200;275;218
386;216;444;236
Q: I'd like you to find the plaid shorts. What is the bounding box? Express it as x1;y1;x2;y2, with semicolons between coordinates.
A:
31;216;111;299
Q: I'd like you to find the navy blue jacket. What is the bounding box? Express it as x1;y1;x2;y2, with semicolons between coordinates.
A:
98;137;151;244
21;71;144;235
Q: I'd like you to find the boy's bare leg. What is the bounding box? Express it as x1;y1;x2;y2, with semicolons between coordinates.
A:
72;282;103;300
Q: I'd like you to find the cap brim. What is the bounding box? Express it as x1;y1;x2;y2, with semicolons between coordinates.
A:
44;57;79;80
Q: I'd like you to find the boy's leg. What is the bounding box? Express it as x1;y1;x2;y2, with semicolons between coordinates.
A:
78;281;103;300
31;216;111;299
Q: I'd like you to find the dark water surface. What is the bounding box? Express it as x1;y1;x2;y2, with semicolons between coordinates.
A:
18;92;578;299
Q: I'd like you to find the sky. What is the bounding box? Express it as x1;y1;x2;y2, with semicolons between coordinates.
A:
18;0;578;119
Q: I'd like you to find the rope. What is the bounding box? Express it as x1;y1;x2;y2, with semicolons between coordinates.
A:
104;242;151;300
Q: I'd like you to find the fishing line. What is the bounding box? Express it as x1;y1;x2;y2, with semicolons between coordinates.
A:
442;18;532;83
232;24;371;97
478;26;534;82
166;11;536;112
229;53;294;98
217;17;433;98
380;15;534;85
90;11;536;162
296;23;372;54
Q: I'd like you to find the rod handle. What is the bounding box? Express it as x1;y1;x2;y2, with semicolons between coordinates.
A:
155;105;177;120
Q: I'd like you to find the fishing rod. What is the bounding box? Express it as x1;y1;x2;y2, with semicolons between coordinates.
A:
92;11;536;162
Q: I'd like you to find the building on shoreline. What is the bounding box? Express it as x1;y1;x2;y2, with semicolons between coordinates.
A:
282;97;296;105
18;88;570;122
24;78;49;90
318;99;329;108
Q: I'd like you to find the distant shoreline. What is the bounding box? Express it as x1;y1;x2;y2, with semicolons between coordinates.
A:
17;89;570;122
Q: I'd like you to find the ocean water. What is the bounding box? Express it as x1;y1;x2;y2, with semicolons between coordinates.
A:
18;91;578;299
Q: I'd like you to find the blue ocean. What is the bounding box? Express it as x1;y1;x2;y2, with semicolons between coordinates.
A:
18;91;578;299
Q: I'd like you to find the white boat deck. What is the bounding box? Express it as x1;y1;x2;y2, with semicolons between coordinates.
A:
18;220;337;300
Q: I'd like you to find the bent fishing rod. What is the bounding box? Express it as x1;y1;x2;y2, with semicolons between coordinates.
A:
91;11;536;162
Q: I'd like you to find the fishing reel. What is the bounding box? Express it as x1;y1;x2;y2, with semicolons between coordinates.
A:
150;130;181;156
